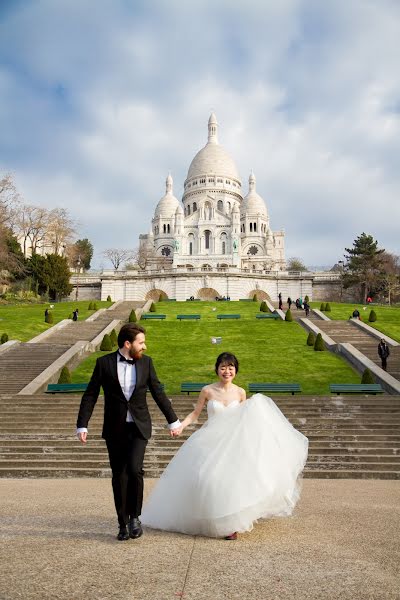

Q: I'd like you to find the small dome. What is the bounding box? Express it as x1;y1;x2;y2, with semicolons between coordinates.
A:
175;204;184;215
241;172;267;216
154;174;180;218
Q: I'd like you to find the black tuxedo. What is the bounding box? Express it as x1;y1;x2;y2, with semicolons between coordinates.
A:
77;351;178;526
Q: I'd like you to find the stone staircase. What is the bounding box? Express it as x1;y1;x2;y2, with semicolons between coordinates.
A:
0;344;71;394
315;320;400;380
0;393;399;479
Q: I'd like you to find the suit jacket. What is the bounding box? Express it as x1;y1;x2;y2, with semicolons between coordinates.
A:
76;351;178;440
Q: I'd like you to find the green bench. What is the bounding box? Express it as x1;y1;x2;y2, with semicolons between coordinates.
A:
177;314;201;321
164;299;176;301
186;298;201;301
141;314;166;320
46;383;88;394
249;383;302;395
217;314;241;320
330;384;384;395
180;382;210;394
256;313;280;319
239;299;253;301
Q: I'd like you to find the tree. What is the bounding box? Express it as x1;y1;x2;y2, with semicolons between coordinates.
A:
103;248;134;270
380;252;400;305
28;253;72;300
287;257;308;271
344;233;385;303
0;173;20;228
47;208;76;254
67;238;94;271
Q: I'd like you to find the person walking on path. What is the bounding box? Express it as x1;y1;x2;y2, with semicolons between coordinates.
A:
303;300;310;317
378;339;390;371
287;297;292;309
278;292;283;310
76;323;181;541
72;308;79;321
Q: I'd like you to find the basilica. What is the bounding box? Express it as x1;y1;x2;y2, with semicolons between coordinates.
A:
139;114;285;273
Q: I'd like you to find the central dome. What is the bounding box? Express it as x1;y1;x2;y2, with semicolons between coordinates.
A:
186;114;240;181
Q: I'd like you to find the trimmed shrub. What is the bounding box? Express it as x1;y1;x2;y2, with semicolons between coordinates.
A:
129;310;137;323
253;294;258;301
88;302;94;310
46;311;54;324
149;302;156;312
57;366;71;384
369;310;377;322
314;333;325;351
100;334;113;351
110;328;118;347
306;331;315;346
304;295;310;304
361;368;374;384
1;333;9;344
260;301;267;312
325;302;331;312
106;295;112;302
285;309;293;322
93;302;99;311
320;303;326;311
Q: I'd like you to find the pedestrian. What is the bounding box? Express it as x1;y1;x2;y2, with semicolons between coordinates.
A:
295;299;300;310
72;308;79;321
76;323;181;541
287;297;292;309
44;308;49;322
352;308;360;319
378;339;390;371
303;300;310;317
278;294;283;310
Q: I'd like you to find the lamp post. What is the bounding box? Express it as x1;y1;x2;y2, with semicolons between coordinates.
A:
75;255;81;301
338;260;344;303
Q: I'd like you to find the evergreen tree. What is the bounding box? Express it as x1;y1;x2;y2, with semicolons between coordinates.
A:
28;253;72;301
100;334;112;351
58;366;71;384
1;333;8;344
325;302;331;312
107;295;112;302
149;302;156;312
369;309;377;322
285;309;293;322
314;333;325;351
110;329;118;347
129;309;137;323
306;331;315;346
344;233;385;302
320;303;326;311
361;368;374;384
45;311;54;324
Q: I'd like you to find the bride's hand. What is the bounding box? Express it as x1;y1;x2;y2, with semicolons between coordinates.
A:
170;426;183;437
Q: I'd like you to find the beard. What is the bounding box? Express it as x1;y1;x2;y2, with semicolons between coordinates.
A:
129;347;144;360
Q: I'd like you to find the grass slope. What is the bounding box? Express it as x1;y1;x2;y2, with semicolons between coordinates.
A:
72;301;360;395
0;300;112;342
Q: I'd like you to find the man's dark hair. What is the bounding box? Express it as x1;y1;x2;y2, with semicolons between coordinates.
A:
215;352;239;374
118;323;146;348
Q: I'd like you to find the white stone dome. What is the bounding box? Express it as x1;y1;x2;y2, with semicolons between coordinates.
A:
154;174;180;218
241;172;267;216
186;114;240;181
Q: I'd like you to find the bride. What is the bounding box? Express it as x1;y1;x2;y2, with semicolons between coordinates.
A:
141;352;308;539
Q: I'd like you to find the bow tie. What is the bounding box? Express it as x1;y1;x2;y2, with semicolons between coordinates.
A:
119;354;136;365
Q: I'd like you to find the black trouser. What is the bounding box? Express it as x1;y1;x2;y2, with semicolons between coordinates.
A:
106;423;148;527
381;357;387;371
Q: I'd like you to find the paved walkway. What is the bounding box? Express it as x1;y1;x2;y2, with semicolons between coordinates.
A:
0;479;399;600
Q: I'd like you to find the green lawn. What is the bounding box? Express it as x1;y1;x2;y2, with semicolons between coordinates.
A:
310;301;400;342
0;300;113;342
71;301;360;395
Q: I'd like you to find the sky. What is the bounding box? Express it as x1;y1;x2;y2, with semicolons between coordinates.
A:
0;0;399;270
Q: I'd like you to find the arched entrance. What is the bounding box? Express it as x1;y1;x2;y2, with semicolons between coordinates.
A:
248;289;271;301
197;287;220;300
145;289;168;301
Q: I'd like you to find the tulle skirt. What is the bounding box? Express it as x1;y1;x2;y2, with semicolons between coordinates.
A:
141;394;308;537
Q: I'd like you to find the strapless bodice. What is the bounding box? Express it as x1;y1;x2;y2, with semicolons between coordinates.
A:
207;399;240;418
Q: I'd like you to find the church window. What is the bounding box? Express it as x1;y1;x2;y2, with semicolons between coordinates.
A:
254;222;257;232
205;230;211;249
193;202;197;212
227;202;231;211
250;223;253;232
163;224;166;233
217;200;223;211
217;178;223;183
189;242;193;255
225;179;230;184
167;224;170;233
248;246;258;255
187;205;191;215
222;242;226;254
208;178;215;183
161;246;171;256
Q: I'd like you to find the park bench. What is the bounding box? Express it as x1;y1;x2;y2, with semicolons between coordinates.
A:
216;314;241;320
180;382;210;394
164;299;176;301
256;313;280;319
239;299;254;301
185;298;201;301
141;314;166;320
46;383;88;394
248;383;302;396
177;314;201;321
330;384;384;395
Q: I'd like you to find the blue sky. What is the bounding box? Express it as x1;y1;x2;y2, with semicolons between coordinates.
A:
1;0;399;269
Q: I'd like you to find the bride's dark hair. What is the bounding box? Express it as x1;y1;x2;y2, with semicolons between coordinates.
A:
215;352;239;374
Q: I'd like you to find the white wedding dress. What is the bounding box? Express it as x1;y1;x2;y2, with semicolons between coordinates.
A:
141;394;308;537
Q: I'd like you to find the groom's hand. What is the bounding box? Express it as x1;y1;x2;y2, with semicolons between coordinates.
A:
78;432;87;444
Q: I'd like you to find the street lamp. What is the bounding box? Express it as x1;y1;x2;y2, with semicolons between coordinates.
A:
338;260;344;303
75;255;81;301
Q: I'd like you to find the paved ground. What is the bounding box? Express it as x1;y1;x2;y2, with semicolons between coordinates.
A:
0;479;399;600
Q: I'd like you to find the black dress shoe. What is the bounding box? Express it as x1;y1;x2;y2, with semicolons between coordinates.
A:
117;525;129;541
129;517;143;539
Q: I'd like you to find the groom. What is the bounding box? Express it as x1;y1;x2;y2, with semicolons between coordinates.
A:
76;323;181;540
